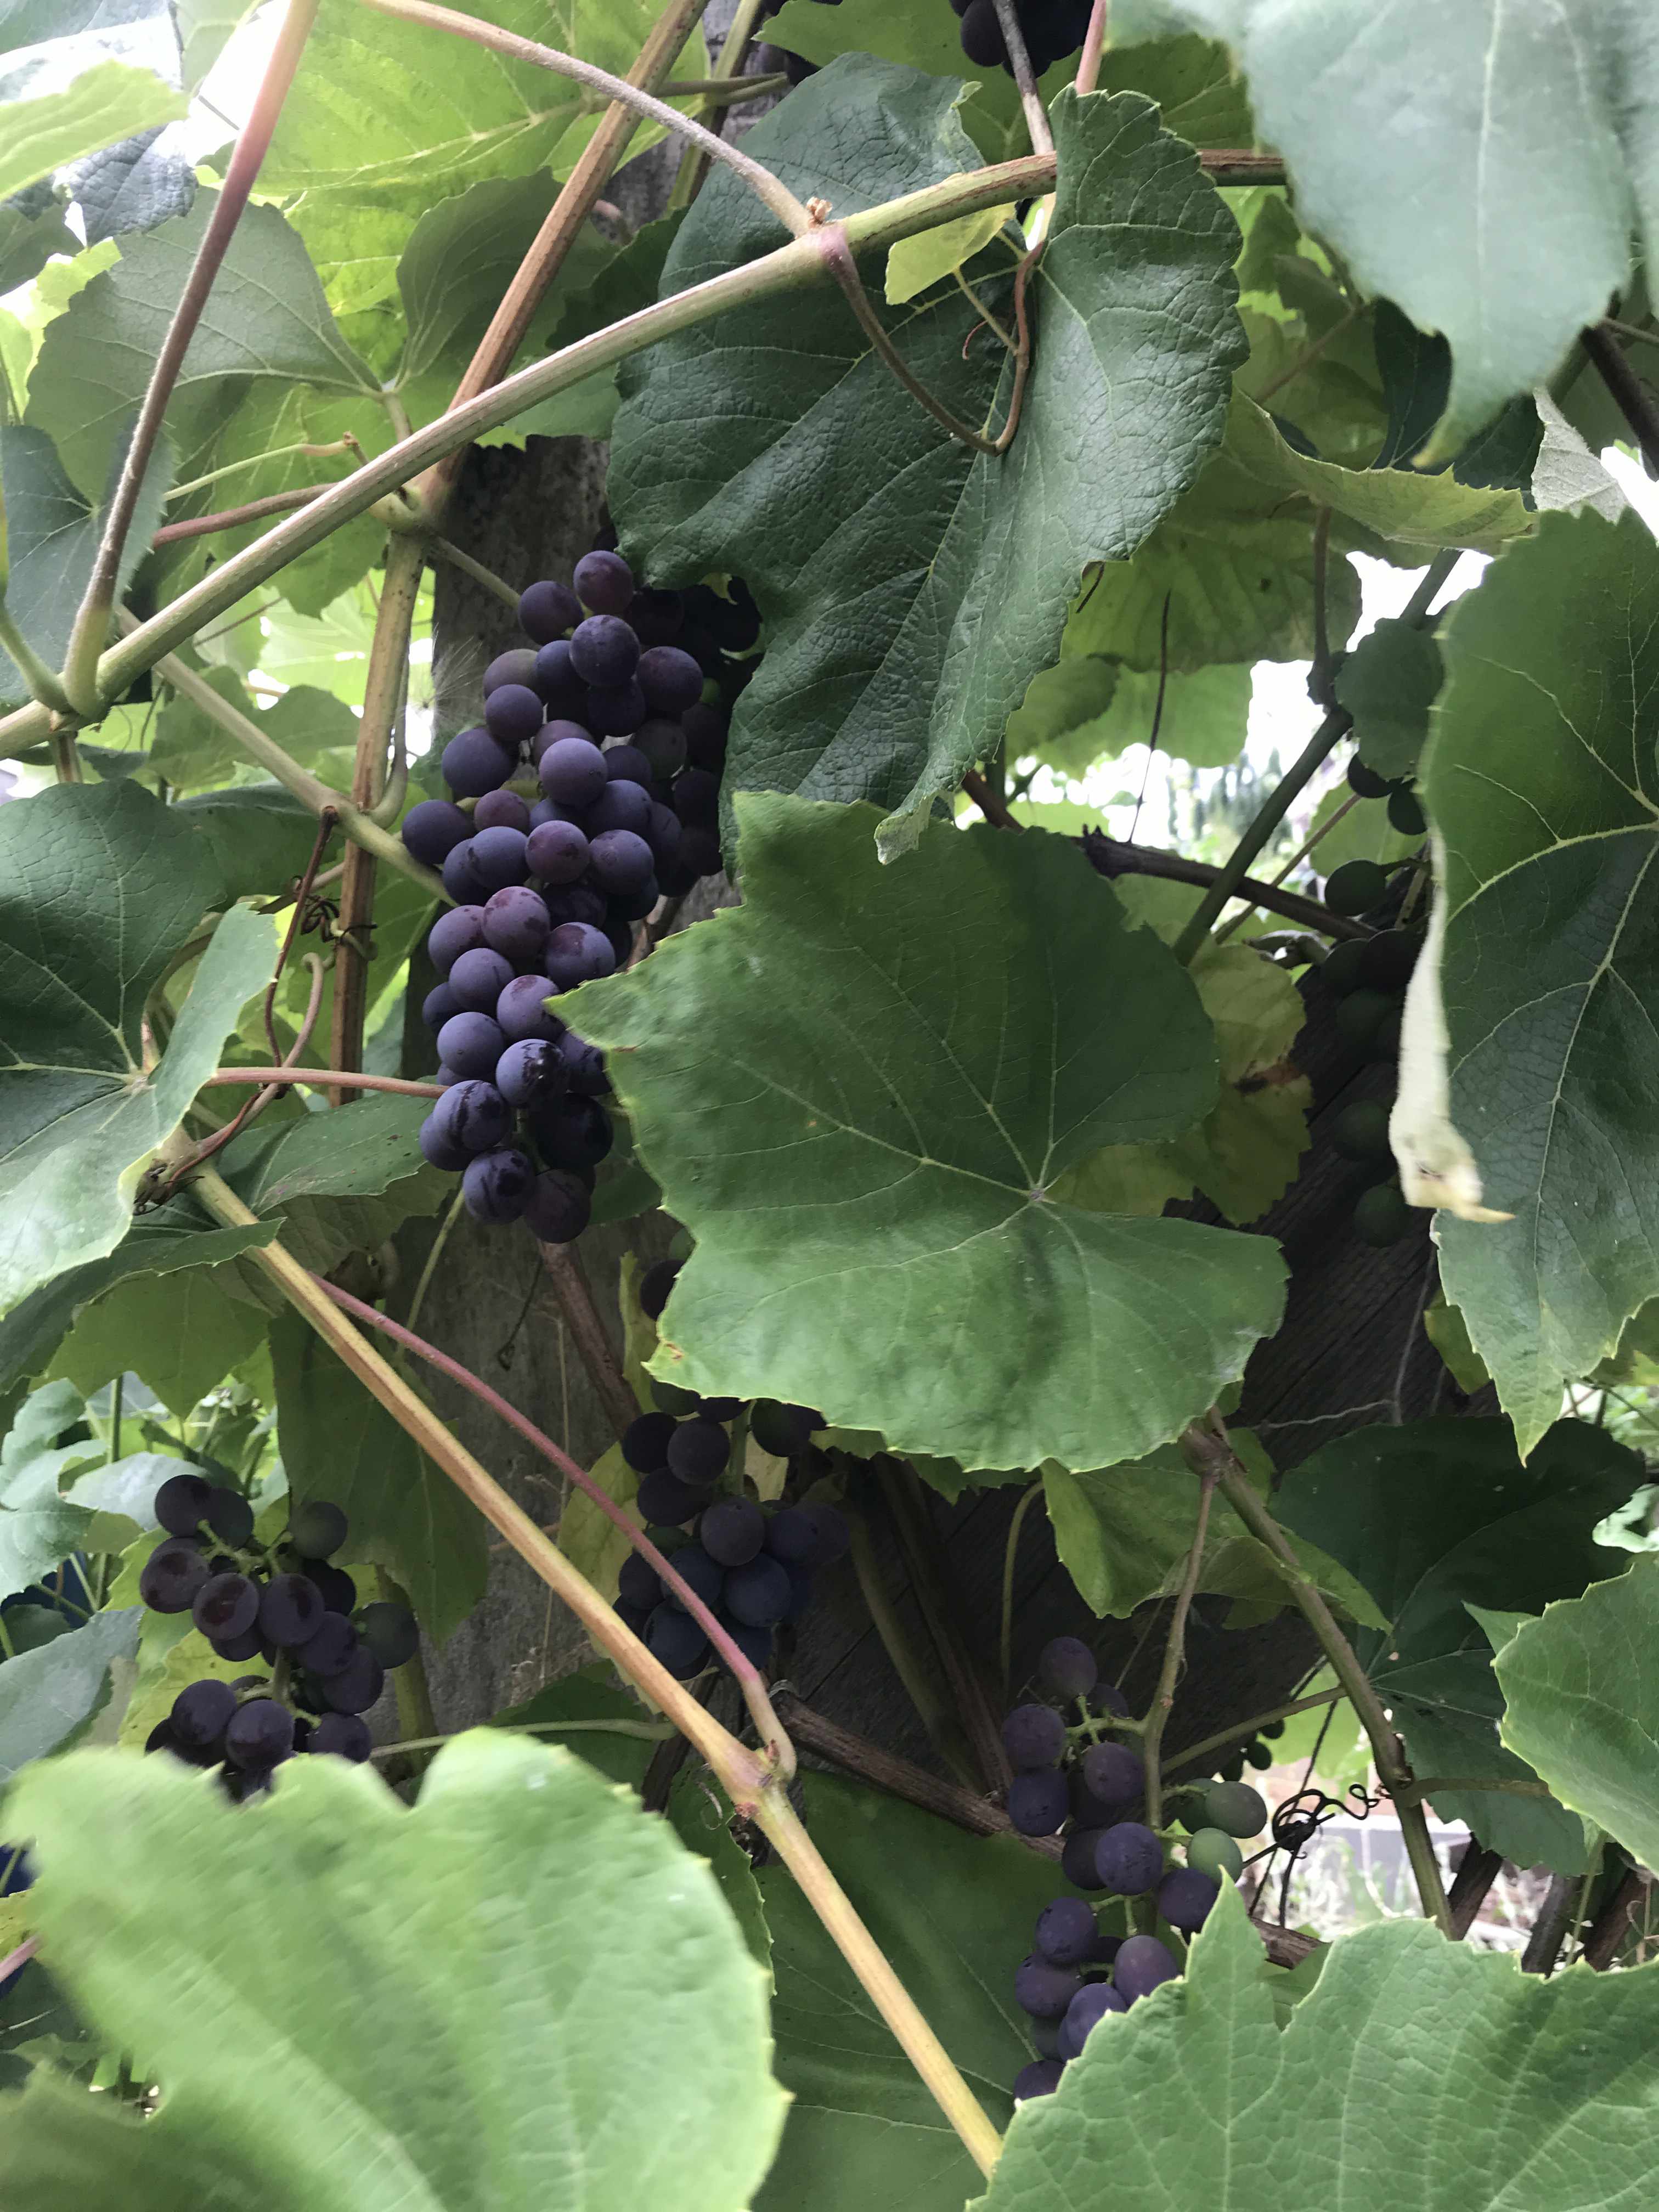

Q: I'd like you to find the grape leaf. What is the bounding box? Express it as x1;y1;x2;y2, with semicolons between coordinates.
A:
1494;1555;1659;1873
0;0;185;208
0;1381;101;1602
25;193;379;496
973;1880;1659;2212
1115;0;1659;455
0;1607;142;1784
755;1771;1062;2212
1277;1417;1642;1871
47;1263;268;1418
1008;658;1251;779
0;1731;785;2211
612;65;1246;857
0;785;275;1316
1425;510;1659;1456
567;795;1285;1474
269;1310;486;1644
0;422;171;710
1334;618;1443;785
62;124;196;245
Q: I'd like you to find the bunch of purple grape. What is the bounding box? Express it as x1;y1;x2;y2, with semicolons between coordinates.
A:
403;549;755;1237
610;1387;848;1681
138;1474;420;1797
950;0;1093;75
1003;1637;1267;2100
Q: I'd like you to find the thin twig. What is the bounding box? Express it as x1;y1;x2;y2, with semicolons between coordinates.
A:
1521;1872;1577;1975
1083;831;1370;938
152;485;341;544
166;437;361;504
1309;506;1334;704
537;1242;639;1438
989;0;1056;159
1446;1841;1504;1939
1075;0;1110;96
812;225;1002;454
203;1069;444;1097
422;535;522;611
1582;319;1659;475
1129;594;1172;846
962;766;1021;829
1182;1411;1454;1936
1160;1687;1344;1779
1252;305;1365;407
0;603;74;714
776;1695;1022;1843
1212;793;1362;947
884;1462;1012;1793
263;812;338;1058
843;1498;978;1789
1141;1472;1216;1830
159;954;328;1196
1582;1867;1649;1970
61;0;324;713
354;0;812;238
999;1480;1043;1693
669;0;770;211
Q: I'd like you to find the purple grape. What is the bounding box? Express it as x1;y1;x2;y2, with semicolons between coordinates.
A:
644;1602;708;1678
523;1169;591;1243
483;647;539;695
1080;1740;1142;1813
1035;1896;1098;1967
574;548;635;613
583;830;653;900
193;1572;259;1641
484;683;545;749
636;1468;704;1527
796;1501;849;1567
422;983;460;1034
170;1677;236;1748
1093;1681;1131;1719
622;1412;676;1473
636;733;688;793
637;644;703;715
428;905;487;975
527;817;590;884
682;701;727;770
660;1543;724;1615
586;778;652;836
761;1508;816;1564
1038;1636;1098;1702
357;1601;420;1668
544;882;607;929
1014;1955;1083;2019
311;1712;373;1762
401;798;471;865
496;976;564;1048
473;788;532;834
723;1554;791;1628
1013;2059;1064;2101
211;1627;263;1663
1003;1702;1068;1771
556;1030;608;1096
420;1112;470;1172
532;641;586;713
448;945;514;1013
545;921;617;988
225;1698;295;1770
668;1419;731;1488
614;1595;652;1635
603;742;653;784
296;1612;358;1678
531;1093;613;1171
749;1401;818;1457
618;1550;663;1607
519;578;582;644
696;1396;742;1421
321;1647;385;1715
1008;1770;1071;1837
699;1495;763;1566
674;767;721;828
1094;1822;1164;1897
288;1500;347;1559
461;1146;536;1223
310;1564;357;1615
678;826;723;879
1057;1982;1126;2059
442;725;514;797
538;730;608;806
720;1617;774;1673
441;841;487;902
154;1472;213;1537
495;1038;562;1109
1114;1934;1180;2002
427;1077;511;1156
625;588;684;644
586;680;647;736
204;1487;253;1545
470;826;531;891
607;879;659;926
570;613;641;688
638;1259;678;1318
436;1012;506;1081
479;886;550;967
1157;1867;1220;1934
1061;1827;1109;1891
259;1572;326;1650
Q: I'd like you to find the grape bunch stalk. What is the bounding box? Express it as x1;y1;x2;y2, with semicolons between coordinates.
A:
948;0;1096;76
1002;1637;1269;2100
138;1474;421;1796
405;549;757;1239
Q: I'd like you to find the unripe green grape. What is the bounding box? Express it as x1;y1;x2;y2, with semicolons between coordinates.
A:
1331;1099;1392;1160
1388;787;1427;836
1187;1826;1245;1882
1335;988;1392;1047
1318;939;1369;996
1203;1779;1269;1837
1354;1182;1413;1246
1323;859;1388;917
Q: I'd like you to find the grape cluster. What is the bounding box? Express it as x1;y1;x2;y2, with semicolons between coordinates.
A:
608;1299;847;1679
949;0;1094;75
404;549;757;1237
138;1474;419;1796
1003;1637;1268;2100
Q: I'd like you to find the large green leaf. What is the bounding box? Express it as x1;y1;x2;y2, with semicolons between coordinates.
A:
1334;616;1443;784
269;1310;486;1644
1007;657;1251;779
973;1880;1659;2212
756;1771;1063;2212
26;193;378;496
1494;1556;1659;1871
612;65;1245;856
1426;510;1659;1456
0;1606;141;1782
1277;1417;1641;1871
567;795;1284;1474
0;0;185;207
0;1733;785;2210
0;785;275;1316
47;1263;268;1419
0;1381;100;1601
1118;0;1659;454
0;422;171;709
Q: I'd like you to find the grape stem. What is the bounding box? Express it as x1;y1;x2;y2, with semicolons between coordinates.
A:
184;1168;1002;2176
1075;0;1110;97
353;0;814;238
537;1242;640;1440
989;0;1056;160
1160;1686;1344;1778
1182;1410;1455;1936
668;0;770;212
0;1937;38;1983
1139;1471;1217;1832
998;1479;1043;1693
59;0;324;716
370;1716;678;1758
201;1069;445;1098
